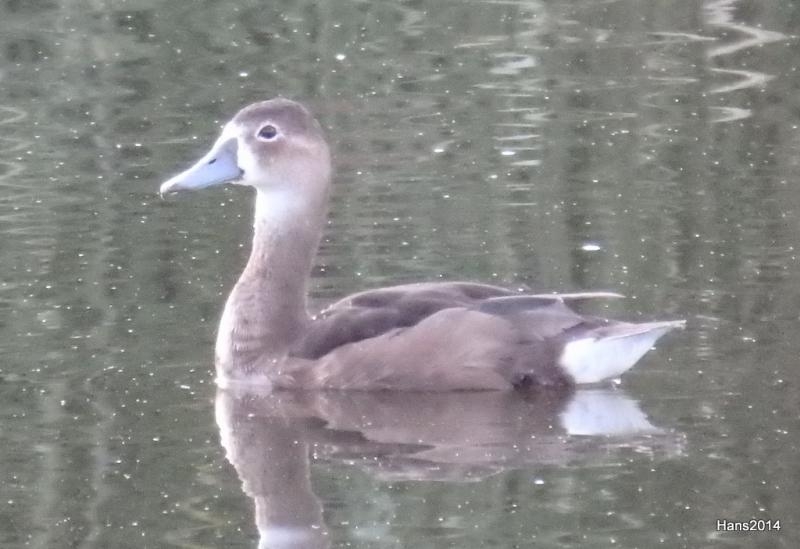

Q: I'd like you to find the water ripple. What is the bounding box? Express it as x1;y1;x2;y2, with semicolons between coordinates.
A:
705;0;787;59
647;31;717;45
702;0;787;108
700;0;788;125
489;52;537;76
708;106;752;124
0;105;27;125
0;105;30;188
707;67;773;95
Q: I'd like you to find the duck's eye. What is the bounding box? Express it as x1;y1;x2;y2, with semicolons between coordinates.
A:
257;124;279;140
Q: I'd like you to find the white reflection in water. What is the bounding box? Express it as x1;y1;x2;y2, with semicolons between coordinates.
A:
490;52;537;76
705;0;786;59
707;106;752;124
704;0;786;103
708;67;773;95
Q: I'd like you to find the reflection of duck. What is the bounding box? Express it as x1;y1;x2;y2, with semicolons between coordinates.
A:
216;393;329;549
216;387;680;547
161;98;684;390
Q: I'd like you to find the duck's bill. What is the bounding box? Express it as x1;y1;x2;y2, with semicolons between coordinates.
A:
159;138;243;196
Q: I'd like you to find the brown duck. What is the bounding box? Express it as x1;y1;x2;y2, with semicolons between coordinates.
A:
160;98;684;391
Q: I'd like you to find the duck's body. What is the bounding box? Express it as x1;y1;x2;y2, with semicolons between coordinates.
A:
161;98;683;391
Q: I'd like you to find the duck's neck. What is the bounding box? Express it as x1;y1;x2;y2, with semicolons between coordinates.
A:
216;188;327;374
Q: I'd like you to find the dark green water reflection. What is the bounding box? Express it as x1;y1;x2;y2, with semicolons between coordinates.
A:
1;0;798;547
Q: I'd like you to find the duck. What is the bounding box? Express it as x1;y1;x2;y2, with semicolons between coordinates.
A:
160;98;684;391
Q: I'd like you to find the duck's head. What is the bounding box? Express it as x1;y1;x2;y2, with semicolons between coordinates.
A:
160;98;331;198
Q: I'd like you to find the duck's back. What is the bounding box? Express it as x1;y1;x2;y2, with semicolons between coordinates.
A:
281;283;678;391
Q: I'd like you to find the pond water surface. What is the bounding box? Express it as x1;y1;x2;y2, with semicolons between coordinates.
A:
1;1;799;548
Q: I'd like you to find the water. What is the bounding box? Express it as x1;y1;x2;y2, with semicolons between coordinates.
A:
1;0;798;547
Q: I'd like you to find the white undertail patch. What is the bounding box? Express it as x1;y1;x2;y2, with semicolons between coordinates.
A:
559;321;685;384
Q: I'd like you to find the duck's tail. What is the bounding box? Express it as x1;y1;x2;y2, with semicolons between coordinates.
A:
559;320;686;384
